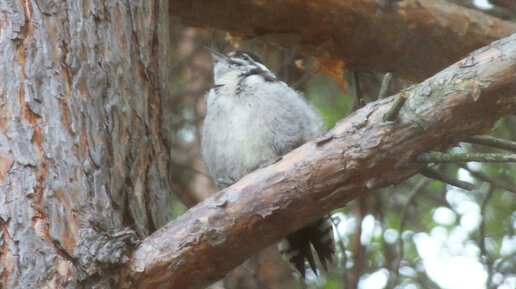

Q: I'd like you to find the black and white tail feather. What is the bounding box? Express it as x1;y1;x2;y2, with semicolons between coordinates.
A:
202;48;335;278
278;217;335;278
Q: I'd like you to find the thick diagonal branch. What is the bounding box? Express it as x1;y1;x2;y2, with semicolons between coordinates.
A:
170;0;515;82
125;33;516;289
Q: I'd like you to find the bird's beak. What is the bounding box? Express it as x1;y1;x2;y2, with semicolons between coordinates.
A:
205;47;227;63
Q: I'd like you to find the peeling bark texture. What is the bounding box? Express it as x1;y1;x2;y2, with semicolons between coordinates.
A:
0;1;170;288
126;33;516;289
170;0;516;82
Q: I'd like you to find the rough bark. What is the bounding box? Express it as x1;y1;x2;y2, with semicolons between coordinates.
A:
126;33;516;289
0;1;171;288
170;0;516;82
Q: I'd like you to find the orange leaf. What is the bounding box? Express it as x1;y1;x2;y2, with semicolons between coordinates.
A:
314;58;347;93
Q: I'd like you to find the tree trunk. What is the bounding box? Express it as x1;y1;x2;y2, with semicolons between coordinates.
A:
0;1;171;288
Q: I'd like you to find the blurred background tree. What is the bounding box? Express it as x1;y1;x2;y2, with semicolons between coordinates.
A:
168;1;516;288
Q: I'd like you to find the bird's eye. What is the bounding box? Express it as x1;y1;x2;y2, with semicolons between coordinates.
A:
228;59;245;67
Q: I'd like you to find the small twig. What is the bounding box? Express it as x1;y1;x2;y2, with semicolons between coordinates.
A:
479;185;495;289
419;167;476;191
378;72;392;99
463;135;516;153
331;216;348;284
383;91;409;121
459;164;516;195
493;252;516;278
352;71;364;110
416;152;516;163
291;68;314;89
348;198;367;289
388;179;429;289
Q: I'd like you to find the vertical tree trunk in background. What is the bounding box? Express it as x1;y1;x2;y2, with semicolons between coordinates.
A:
0;1;170;288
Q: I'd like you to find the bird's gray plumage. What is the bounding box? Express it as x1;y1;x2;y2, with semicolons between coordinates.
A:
201;49;334;276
